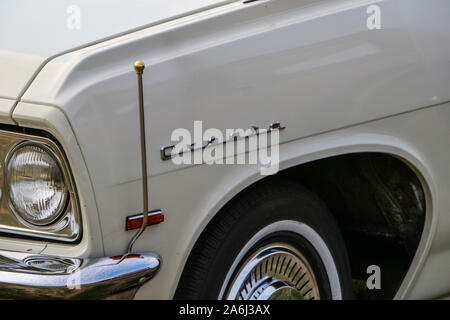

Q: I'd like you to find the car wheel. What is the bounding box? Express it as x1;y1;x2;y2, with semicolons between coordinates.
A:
175;179;353;300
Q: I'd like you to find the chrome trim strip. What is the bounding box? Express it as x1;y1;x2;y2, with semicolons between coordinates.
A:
0;250;160;299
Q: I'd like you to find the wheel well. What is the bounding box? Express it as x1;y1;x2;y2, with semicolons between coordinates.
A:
276;152;426;299
180;152;426;299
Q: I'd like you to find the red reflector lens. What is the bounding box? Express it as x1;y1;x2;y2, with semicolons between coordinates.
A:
126;211;164;231
110;254;141;261
148;213;165;225
126;216;143;230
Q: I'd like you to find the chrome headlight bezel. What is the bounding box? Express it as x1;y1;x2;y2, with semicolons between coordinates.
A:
0;129;81;243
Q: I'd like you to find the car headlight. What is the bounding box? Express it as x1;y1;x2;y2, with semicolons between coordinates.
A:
0;129;81;242
7;143;68;226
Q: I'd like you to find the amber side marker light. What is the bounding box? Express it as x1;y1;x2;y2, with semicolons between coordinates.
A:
126;210;164;231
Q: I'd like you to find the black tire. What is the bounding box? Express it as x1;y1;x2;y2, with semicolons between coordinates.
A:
175;178;353;300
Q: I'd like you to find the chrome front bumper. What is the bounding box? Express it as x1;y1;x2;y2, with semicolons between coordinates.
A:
0;250;160;299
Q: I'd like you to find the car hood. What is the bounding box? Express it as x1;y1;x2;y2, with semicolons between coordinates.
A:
0;0;229;101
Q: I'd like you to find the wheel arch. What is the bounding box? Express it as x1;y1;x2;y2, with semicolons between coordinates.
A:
172;132;435;299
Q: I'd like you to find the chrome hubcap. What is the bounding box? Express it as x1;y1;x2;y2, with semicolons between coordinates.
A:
225;243;321;300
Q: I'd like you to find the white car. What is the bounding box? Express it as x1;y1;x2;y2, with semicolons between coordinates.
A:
0;0;449;300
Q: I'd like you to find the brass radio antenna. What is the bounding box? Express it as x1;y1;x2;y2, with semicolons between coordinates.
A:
125;60;149;255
